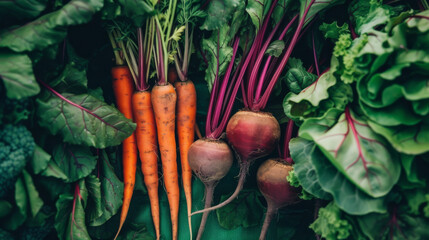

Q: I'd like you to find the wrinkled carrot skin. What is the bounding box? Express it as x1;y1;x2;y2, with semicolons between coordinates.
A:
111;66;138;239
175;80;196;225
132;91;160;240
151;83;179;240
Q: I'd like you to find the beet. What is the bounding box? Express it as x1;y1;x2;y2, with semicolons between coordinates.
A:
226;110;281;163
257;158;299;240
191;110;280;216
188;138;234;240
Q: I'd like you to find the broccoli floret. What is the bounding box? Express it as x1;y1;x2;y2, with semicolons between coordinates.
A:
0;124;35;198
0;228;14;240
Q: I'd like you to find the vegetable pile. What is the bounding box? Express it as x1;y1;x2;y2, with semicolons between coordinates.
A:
1;0;428;239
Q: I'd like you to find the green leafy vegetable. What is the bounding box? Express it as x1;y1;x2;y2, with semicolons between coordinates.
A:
300;107;401;198
310;202;352;240
37;92;136;148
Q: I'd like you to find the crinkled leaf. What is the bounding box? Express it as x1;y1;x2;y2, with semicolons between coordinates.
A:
319;21;350;41
310;202;352;240
55;180;90;240
300;108;401;198
0;49;39;99
349;0;393;35
52;144;97;182
289;138;332;200
288;69;336;107
368;119;429;155
200;0;242;30
118;0;156;27
0;0;104;52
285;67;317;94
216;189;263;230
0;0;48;25
30;145;51;175
37;92;136;148
265;40;285;57
89;150;123;226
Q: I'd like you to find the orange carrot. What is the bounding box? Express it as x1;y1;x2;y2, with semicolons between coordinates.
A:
175;80;196;233
151;83;179;240
132;90;160;240
111;66;137;240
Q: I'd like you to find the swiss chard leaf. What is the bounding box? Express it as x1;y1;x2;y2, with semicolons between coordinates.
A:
289;138;332;200
40;159;69;181
300;108;401;198
86;175;103;221
216;189;264;230
48;61;89;94
55;180;91;240
37;92;136;148
265;40;285;58
0;0;104;52
88;150;123;226
52;144;97;183
290;137;387;215
0;49;39;99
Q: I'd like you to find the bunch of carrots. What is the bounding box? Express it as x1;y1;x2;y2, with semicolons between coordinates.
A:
106;0;198;237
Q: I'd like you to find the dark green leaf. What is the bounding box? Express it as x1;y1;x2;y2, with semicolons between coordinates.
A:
0;200;12;218
37;92;136;148
22;169;44;218
118;0;156;27
30;145;51;175
0;0;104;52
246;0;271;30
0;49;39;99
40;159;69;181
216;189;263;230
55;180;91;240
52;144;97;182
319;21;350;41
289;138;331;200
48;62;89;94
300;0;343;27
88;150;123;226
0;0;48;25
265;40;285;57
201;0;242;30
86;175;103;221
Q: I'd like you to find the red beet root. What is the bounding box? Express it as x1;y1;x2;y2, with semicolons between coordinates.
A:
188;138;234;240
257;158;299;240
191;110;280;216
226;110;281;163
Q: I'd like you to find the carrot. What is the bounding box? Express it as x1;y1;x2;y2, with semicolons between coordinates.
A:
151;83;179;240
111;66;138;240
175;80;196;234
132;90;160;239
